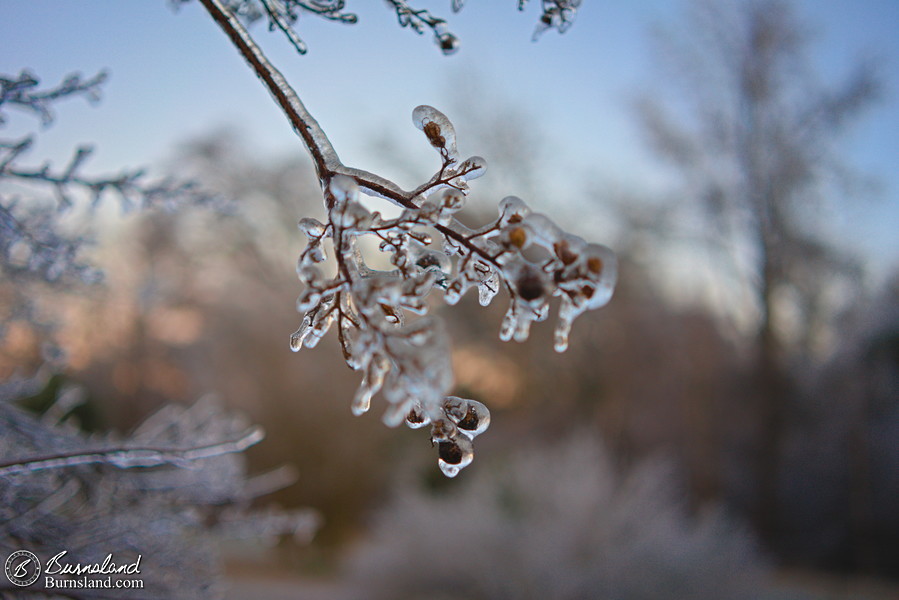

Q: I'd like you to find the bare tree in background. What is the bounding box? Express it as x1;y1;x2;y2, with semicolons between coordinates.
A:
636;0;881;542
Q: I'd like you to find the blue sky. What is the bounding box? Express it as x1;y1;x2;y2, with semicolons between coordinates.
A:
2;0;897;281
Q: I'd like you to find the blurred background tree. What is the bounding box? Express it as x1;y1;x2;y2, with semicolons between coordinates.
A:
634;0;882;547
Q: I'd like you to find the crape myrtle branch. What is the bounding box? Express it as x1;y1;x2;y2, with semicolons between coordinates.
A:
198;0;615;476
182;0;581;57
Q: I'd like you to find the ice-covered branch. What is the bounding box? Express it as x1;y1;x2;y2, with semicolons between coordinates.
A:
1;137;220;212
0;70;107;127
0;395;318;598
185;1;581;56
199;0;613;477
0;426;263;476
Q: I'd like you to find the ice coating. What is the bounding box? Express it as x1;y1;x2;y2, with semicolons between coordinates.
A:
285;99;615;477
437;435;474;478
412;105;458;162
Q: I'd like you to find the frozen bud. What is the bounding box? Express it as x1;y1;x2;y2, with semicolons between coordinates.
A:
437;435;474;477
298;217;326;238
437;32;460;55
405;406;432;429
554;234;586;266
443;396;491;439
412;105;458;159
506;226;528;249
581;243;618;309
300;243;326;265
498;196;530;226
415;250;452;277
440;188;466;212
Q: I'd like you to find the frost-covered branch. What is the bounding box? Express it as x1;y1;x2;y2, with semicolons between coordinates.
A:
0;394;318;599
0;70;107;127
183;0;581;56
1;137;220;212
0;425;263;476
199;0;616;477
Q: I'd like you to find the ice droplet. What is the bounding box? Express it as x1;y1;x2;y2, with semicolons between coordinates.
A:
583;243;618;309
437;32;460;55
440;188;466;213
404;406;431;429
457;155;486;181
522;213;563;246
554;311;573;353
437;436;474;477
298;217;326;238
477;272;500;306
498;196;530;226
412;105;458;159
443;396;491;439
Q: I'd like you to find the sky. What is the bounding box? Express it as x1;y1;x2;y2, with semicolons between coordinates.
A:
2;0;898;282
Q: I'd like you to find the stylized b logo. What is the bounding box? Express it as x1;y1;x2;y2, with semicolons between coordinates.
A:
13;557;30;578
5;550;41;587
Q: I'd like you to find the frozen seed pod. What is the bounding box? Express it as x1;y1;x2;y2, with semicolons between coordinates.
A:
437;32;460;55
498;195;530;226
440;188;466;212
415;250;452;279
582;243;617;309
405;406;432;429
429;417;459;443
442;396;491;438
515;266;548;303
412;105;458;160
437;435;474;478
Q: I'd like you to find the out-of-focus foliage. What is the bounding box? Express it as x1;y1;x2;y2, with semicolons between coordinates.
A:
1;74;317;598
345;434;771;600
1;389;317;599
